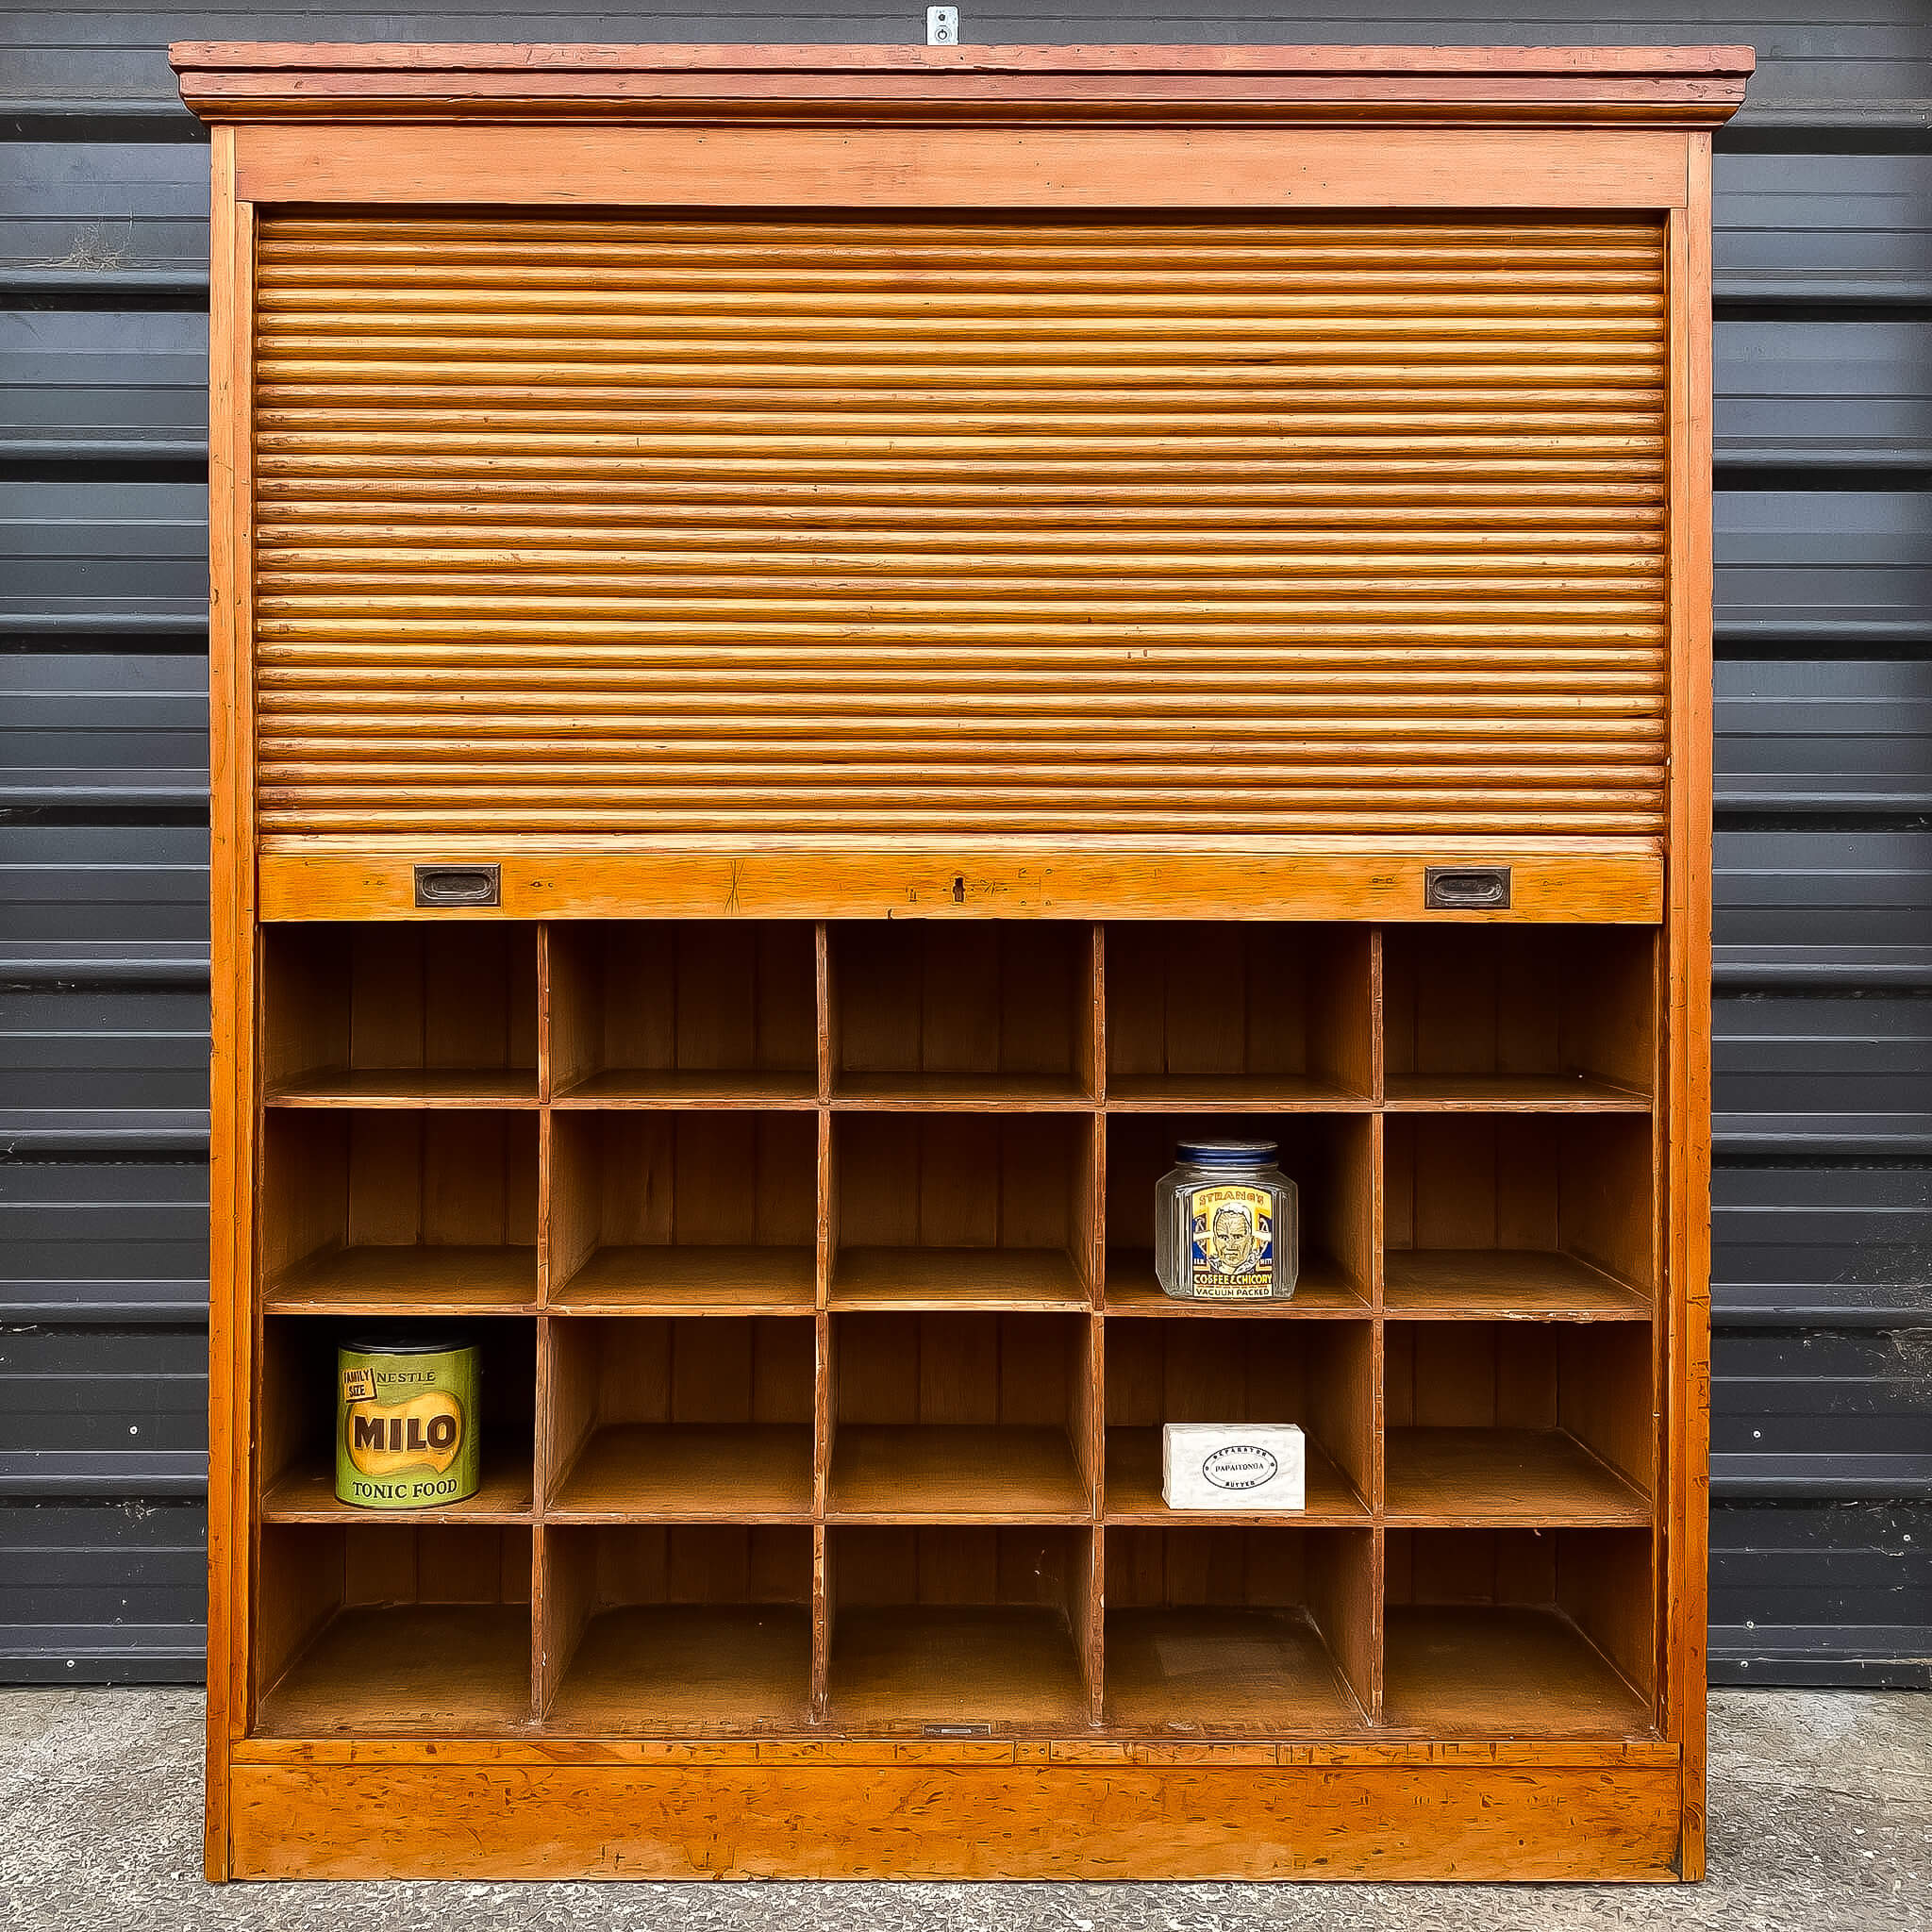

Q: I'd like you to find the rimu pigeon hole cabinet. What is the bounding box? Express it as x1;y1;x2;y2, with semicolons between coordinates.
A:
175;38;1749;1882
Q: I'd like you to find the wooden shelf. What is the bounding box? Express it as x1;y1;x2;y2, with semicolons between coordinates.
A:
830;1071;1095;1109
547;1606;812;1733
257;1606;531;1737
1383;1607;1651;1735
1102;1248;1370;1318
1105;1075;1371;1112
829;1246;1089;1312
553;1069;818;1108
1105;1607;1367;1733
1104;1427;1367;1524
550;1246;815;1315
549;1424;813;1522
1382;1074;1650;1112
1386;1428;1651;1526
262;1452;533;1524
266;1068;541;1108
1385;1250;1650;1321
828;1425;1090;1521
827;1605;1088;1731
266;1244;537;1314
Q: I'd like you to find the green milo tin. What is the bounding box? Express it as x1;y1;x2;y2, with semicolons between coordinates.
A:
335;1331;480;1509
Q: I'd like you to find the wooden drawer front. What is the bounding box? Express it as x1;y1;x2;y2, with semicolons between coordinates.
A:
251;214;1667;841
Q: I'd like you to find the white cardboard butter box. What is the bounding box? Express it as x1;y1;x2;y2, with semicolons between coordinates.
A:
1161;1424;1307;1510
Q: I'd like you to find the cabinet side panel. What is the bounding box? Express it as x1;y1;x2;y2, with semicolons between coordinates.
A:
1665;137;1716;1880
205;140;257;1884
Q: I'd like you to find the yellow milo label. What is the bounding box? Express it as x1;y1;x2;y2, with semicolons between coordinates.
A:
1186;1182;1275;1299
343;1390;465;1478
335;1343;479;1509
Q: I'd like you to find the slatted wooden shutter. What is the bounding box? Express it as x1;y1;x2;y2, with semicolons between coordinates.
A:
252;214;1667;841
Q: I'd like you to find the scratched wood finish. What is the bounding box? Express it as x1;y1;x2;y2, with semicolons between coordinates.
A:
203;129;252;1883
258;842;1667;924
1664;135;1719;1881
174;39;1755;125
179;39;1738;1886
225;1758;1685;1880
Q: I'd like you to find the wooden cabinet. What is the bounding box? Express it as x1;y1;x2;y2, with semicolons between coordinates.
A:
175;40;1749;1883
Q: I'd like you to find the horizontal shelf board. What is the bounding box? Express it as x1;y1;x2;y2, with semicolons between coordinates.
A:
827;1605;1088;1732
261;1453;533;1524
1104;1426;1368;1525
1385;1427;1651;1526
265;1243;537;1315
1105;1074;1372;1112
1382;1074;1651;1112
549;1424;814;1522
827;1424;1090;1522
828;1246;1089;1312
1384;1249;1650;1321
552;1068;818;1108
1382;1607;1652;1736
550;1245;816;1316
1102;1249;1370;1318
1104;1607;1368;1733
545;1605;812;1734
830;1071;1096;1110
265;1068;540;1108
256;1606;532;1738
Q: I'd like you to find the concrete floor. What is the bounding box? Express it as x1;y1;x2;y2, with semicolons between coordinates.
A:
0;1690;1925;1929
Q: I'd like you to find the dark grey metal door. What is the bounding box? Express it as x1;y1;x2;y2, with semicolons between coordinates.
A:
3;1;1926;1682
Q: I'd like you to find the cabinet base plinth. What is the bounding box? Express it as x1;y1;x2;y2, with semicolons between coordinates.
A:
225;1758;1685;1882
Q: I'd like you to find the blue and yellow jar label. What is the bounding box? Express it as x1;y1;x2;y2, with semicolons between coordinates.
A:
1186;1182;1275;1299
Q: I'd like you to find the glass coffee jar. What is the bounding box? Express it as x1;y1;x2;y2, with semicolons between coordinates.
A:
1154;1140;1299;1302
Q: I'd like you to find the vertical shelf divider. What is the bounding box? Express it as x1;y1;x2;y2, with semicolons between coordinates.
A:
811;1524;832;1724
1368;923;1387;1722
531;1368;553;1729
526;926;551;1726
813;921;835;1722
814;922;834;1106
1646;924;1673;1707
1086;921;1108;1724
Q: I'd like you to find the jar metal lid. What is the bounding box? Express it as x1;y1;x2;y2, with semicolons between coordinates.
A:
1174;1139;1279;1167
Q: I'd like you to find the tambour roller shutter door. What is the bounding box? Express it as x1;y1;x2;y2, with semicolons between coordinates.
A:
252;214;1668;841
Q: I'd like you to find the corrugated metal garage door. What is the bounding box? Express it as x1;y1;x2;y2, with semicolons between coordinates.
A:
3;1;1927;1684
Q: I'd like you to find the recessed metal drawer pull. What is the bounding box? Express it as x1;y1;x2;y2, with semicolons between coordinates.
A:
412;863;500;908
1424;865;1511;910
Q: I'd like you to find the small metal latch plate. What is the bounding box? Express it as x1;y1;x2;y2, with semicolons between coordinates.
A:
1424;864;1511;911
926;7;959;45
923;1721;991;1738
413;862;500;908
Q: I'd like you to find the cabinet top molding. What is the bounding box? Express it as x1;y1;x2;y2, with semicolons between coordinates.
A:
171;41;1754;126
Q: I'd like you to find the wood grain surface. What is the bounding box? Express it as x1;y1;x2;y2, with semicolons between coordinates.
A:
225;1756;1684;1879
258;842;1666;924
246;214;1671;845
175;39;1753;128
1383;1606;1650;1734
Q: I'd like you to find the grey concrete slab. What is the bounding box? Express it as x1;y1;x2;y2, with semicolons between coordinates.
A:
0;1689;1925;1929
